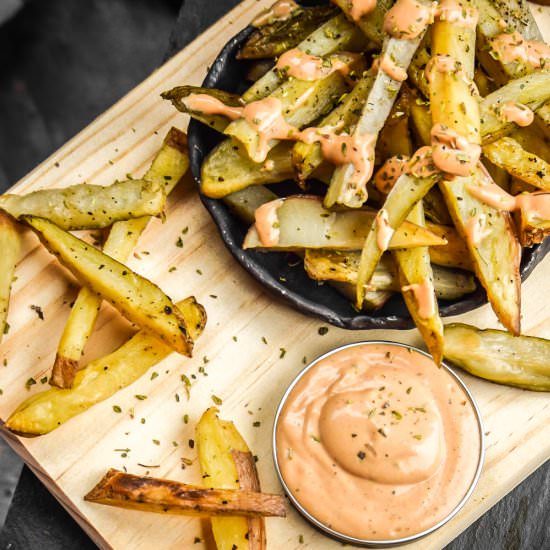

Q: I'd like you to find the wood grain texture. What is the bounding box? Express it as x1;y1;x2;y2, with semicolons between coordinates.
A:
0;1;549;549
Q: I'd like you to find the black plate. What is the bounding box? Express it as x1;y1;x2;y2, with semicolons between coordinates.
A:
187;22;550;330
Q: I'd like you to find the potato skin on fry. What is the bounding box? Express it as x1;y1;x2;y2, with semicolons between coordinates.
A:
444;323;550;391
85;469;285;518
6;297;205;435
0;213;20;345
0;179;166;230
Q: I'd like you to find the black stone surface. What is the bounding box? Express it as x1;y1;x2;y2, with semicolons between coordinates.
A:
0;0;548;549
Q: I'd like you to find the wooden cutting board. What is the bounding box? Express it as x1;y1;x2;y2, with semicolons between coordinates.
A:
1;2;549;548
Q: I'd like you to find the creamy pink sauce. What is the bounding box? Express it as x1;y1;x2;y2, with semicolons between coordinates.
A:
375;208;394;251
401;280;436;319
275;50;360;81
241;97;300;162
276;343;481;541
464;213;492;246
489;32;550;68
425;54;465;84
374;155;410;193
498;101;534;127
435;0;478;29
383;0;436;40
252;0;299;27
408;146;439;178
430;124;481;176
254;198;284;246
300;126;377;189
183;94;243;120
375;54;408;82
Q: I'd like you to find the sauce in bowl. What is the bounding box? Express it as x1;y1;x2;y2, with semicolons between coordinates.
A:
274;342;484;544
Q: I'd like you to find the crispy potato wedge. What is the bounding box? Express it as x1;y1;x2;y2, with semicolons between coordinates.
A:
0;213;20;344
223;186;278;225
202;141;294;198
394;203;444;364
491;0;543;41
516;205;550;247
304;250;476;300
162;86;242;133
423;187;453;226
483;137;550;190
243;196;447;251
51;128;189;388
243;14;367;102
439;168;521;334
197;407;271;550
510;127;550;164
85;469;285;518
356;167;442;308
24;216;195;355
238;4;338;59
0;179;165;231
6;297;206;435
443;323;550;391
330;280;395;310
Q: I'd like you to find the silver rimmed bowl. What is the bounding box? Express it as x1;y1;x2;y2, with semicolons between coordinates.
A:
272;341;485;547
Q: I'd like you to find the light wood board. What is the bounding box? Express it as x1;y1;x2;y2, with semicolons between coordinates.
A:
0;1;549;548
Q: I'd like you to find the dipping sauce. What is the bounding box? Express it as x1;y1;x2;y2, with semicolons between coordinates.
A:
275;342;483;542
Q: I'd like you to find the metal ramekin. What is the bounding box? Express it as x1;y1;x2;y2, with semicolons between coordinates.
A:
272;341;485;547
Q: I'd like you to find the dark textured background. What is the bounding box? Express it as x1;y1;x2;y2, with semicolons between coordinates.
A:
0;0;548;548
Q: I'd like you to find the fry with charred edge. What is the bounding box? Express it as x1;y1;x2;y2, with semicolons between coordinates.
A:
161;87;242;133
482;137;550;191
516;206;550;247
197;407;271;550
439;168;521;334
0;179;165;231
243;14;367;102
243;195;446;251
5;297;205;435
23;216;194;355
304;250;476;300
51;128;189;388
443;323;550;391
0;213;20;344
237;4;338;59
84;469;285;519
394;203;444;364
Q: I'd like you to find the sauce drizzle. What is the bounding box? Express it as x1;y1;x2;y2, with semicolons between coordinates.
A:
435;0;478;29
402;280;436;319
489;32;550;69
252;0;299;27
375;208;394;251
430;124;481;176
497;101;534;127
276;50;361;81
383;0;437;40
254;199;284;246
183;94;243;120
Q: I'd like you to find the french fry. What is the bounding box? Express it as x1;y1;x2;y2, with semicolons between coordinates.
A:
483;137;550;190
162;87;242;133
304;250;476;300
330;280;395;310
325;0;435;208
51;128;189;388
84;469;285;518
23;216;195;355
201;141;294;198
516;205;550;247
425;222;475;271
0;213;20;344
197;407;271;550
5;297;206;435
0;179;165;231
243;195;447;251
243;14;367;102
223;186;278;225
238;4;338;59
490;0;544;41
443;323;550;391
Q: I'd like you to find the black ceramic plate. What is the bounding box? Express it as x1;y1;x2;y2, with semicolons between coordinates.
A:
187;20;550;330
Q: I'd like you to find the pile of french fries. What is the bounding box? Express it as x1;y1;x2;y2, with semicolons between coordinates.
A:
164;0;550;366
86;408;285;549
2;128;208;434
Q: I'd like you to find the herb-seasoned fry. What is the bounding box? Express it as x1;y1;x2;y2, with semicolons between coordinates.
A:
0;179;165;230
24;216;196;355
0;213;20;344
51;128;189;388
243;195;446;251
85;469;285;518
444;323;550;391
5;297;206;435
